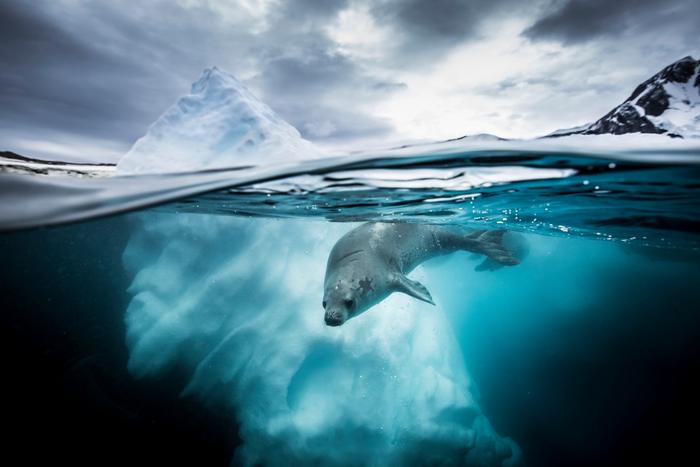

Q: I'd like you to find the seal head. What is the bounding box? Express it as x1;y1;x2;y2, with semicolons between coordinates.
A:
323;284;356;326
323;269;381;326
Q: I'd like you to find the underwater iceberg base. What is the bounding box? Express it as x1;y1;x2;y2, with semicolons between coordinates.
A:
122;213;520;466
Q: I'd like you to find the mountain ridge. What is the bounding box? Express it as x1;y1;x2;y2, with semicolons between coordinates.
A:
549;56;700;139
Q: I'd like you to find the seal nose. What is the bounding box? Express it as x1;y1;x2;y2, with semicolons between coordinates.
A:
325;312;343;327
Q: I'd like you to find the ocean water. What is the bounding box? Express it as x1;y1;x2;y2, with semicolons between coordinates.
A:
1;146;700;466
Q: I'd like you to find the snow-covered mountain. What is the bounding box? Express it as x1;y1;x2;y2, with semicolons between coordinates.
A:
550;56;700;138
117;67;322;173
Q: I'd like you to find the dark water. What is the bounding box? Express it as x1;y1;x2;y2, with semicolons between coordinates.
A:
0;217;239;464
1;147;700;466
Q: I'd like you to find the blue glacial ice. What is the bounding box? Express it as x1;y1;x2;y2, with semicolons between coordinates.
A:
122;214;521;466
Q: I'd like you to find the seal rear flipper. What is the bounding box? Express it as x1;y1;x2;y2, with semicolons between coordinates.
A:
476;230;520;267
392;273;435;305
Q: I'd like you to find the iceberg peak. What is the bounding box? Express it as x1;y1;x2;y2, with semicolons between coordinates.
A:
191;66;240;94
117;67;322;174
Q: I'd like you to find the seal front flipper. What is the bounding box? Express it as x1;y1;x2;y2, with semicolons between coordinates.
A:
475;258;502;272
392;273;435;305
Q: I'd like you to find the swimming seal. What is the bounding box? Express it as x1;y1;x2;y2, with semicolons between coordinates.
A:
323;222;521;326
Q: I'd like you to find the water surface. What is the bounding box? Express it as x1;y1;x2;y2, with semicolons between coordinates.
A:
1;144;699;466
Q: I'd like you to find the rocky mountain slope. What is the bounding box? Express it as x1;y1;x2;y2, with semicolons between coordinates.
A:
550;56;699;138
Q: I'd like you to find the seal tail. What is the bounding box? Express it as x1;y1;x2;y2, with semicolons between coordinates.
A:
473;229;521;271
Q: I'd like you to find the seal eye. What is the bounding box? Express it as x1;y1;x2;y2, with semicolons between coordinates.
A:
322;300;327;309
344;299;354;309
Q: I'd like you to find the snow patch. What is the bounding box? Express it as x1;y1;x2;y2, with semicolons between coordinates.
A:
647;66;700;137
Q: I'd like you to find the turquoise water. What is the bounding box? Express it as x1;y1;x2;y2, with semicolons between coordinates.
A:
1;147;700;466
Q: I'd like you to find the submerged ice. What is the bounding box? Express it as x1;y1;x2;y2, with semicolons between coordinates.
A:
122;214;520;466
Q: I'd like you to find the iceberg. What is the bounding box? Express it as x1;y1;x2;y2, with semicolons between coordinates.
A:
116;68;322;174
118;67;520;466
123;214;520;466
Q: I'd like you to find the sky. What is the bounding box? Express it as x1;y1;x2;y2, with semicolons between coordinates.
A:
1;0;698;162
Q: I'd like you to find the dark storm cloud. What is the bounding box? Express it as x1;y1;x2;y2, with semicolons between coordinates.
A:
0;1;238;155
370;0;520;63
279;0;349;21
523;0;700;44
258;48;363;96
0;2;141;137
377;0;478;39
250;42;402;140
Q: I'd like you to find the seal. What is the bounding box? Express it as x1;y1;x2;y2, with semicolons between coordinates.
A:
323;222;521;326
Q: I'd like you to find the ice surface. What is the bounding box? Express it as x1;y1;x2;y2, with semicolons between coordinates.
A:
346;132;700;165
249;165;576;193
544;123;593;137
122;214;521;466
117;68;322;174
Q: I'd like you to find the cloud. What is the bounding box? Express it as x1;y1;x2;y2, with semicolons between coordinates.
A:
376;0;480;40
292;104;396;142
250;44;403;142
0;1;238;158
523;0;700;44
0;2;140;140
0;0;698;161
369;0;521;64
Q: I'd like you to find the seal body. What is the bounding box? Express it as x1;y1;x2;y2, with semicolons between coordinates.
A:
323;222;520;326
